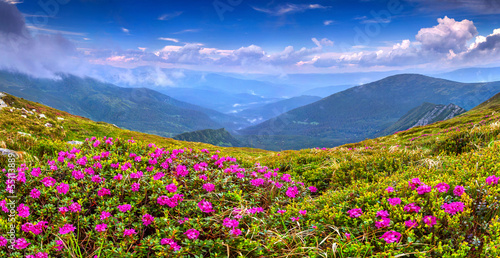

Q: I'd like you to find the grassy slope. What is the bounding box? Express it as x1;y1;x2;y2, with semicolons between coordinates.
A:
2;91;500;256
0;93;270;168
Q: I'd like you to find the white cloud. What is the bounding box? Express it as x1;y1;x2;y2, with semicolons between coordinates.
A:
158;11;182;21
415;16;477;53
26;25;87;36
121;27;130;34
158;37;179;43
1;0;23;4
252;3;328;16
323;20;334;26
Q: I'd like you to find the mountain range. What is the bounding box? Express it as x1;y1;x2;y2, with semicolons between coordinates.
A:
239;74;500;150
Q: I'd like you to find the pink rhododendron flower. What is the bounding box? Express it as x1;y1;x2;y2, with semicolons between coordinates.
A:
118;204;132;212
441;202;465;215
17;203;30;218
72;170;85;180
14;238;30;249
286;186;299;198
347;208;363;218
69;202;81;213
31;168;41;177
423;215;437;227
55;240;64;251
199;174;208;180
157;194;184;207
453;185;465;196
404;203;421;213
98;188;111;197
379;231;401;243
486;175;499;185
165;183;177;193
291;217;300;222
113;174;123;180
30;188;40;199
57;183;69;195
375;217;391;228
0;236;7;246
59;206;69;215
405;219;418;228
434;182;450;193
387;198;401;206
385;186;394;193
277;209;286;214
178;217;189;224
153;172;165;180
100;211;112;220
95;223;107;232
142;214;155;226
176;165;189;177
345;233;351;240
230;228;242;236
131;182;140;192
198;199;214;213
59;224;76;235
408;178;421;190
184;229;200;239
299;210;307;216
161;238;181;251
376;210;390;218
41;177;56;187
308;186;318;192
123;229;136;236
203;183;215;192
416;185;432;195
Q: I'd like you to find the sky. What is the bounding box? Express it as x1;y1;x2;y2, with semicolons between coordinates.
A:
1;0;500;81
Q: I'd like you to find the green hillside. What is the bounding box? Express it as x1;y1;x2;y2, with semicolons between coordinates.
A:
173;128;242;147
1;90;500;257
240;74;500;149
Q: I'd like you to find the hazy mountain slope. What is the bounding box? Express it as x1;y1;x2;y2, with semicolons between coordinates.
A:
434;67;500;83
239;74;500;148
0;71;232;137
301;85;354;98
378;102;466;136
235;95;322;124
174;128;242;147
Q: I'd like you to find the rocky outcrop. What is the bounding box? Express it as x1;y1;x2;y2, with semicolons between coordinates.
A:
411;103;466;128
379;102;466;136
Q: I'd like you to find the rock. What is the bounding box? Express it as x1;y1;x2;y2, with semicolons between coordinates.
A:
18;132;32;137
39;114;47;119
44;123;53;127
0;148;18;158
67;141;83;145
57;117;64;120
21;115;27;118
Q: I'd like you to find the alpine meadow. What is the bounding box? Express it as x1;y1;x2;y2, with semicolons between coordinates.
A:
1;0;500;257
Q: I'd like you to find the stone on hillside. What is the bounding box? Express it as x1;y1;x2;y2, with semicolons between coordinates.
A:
57;117;64;120
67;141;83;145
39;114;47;119
0;148;18;158
45;123;53;127
18;132;32;137
21;115;27;118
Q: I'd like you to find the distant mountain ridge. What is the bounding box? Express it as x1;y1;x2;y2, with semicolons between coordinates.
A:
235;95;322;124
0;70;247;137
378;102;466;136
174;128;242;147
239;74;500;149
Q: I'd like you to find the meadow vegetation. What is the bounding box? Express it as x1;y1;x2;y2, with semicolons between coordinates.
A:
1;92;500;257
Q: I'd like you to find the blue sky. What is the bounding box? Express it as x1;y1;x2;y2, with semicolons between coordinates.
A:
1;0;500;78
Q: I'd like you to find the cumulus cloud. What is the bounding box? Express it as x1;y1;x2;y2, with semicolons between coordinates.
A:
416;16;477;53
0;1;82;78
